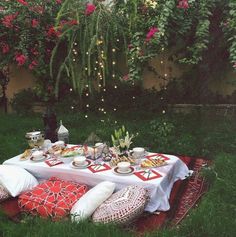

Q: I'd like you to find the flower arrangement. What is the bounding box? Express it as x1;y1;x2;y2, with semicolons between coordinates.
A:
111;126;135;154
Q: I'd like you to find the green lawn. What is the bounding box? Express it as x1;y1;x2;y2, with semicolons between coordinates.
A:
0;111;235;237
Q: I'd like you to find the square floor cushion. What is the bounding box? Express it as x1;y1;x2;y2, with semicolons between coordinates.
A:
0;184;10;203
18;177;87;219
92;185;149;225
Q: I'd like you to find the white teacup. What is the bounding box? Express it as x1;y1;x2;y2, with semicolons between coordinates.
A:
117;161;131;172
32;150;44;160
132;147;145;159
74;156;86;165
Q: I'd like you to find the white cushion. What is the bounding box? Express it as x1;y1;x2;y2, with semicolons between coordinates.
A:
0;165;38;197
71;181;115;222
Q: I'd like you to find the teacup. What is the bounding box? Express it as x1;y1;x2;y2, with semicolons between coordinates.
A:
32;150;44;160
132;147;145;159
117;161;131;172
74;156;86;166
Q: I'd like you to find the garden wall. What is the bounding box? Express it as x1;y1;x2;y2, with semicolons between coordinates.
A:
6;56;236;104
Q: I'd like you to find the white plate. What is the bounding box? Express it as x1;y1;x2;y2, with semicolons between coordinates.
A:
30;154;49;162
70;160;92;169
113;166;134;176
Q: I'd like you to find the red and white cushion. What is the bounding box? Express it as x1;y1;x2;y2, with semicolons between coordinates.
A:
18;177;87;219
92;185;148;224
0;184;10;203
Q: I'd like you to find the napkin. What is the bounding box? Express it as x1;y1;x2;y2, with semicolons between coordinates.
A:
134;169;162;181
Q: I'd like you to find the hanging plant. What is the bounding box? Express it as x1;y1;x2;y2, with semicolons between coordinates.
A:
50;0;126;96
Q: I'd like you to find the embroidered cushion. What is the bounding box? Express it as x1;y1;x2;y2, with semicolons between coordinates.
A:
0;184;10;203
71;181;115;222
18;177;87;219
92;185;148;224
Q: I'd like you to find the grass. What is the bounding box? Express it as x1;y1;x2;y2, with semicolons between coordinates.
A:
0;111;235;237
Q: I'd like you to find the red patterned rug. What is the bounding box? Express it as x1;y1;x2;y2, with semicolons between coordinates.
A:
134;156;210;233
0;156;210;232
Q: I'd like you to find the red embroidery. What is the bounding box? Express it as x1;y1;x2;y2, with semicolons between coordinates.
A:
18;177;87;219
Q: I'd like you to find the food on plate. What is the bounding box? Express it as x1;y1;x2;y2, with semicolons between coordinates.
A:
60;147;81;157
110;156;135;167
20;149;32;161
141;158;167;168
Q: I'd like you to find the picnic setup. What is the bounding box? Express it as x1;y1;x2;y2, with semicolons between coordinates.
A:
0;0;235;237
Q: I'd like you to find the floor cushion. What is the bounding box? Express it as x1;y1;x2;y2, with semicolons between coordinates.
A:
92;185;148;225
0;184;10;203
18;177;87;219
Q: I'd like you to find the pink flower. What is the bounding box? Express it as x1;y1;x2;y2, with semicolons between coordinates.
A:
15;54;27;66
122;74;130;81
177;0;189;9
146;27;159;42
233;63;236;69
56;0;62;4
31;19;39;28
29;60;38;70
85;3;96;16
2;13;18;28
17;0;28;6
2;43;10;54
47;26;61;38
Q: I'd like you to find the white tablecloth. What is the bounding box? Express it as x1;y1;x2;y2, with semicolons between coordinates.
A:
3;153;190;212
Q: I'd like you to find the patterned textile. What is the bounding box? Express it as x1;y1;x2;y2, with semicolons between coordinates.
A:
18;177;87;219
0;183;10;203
92;185;148;225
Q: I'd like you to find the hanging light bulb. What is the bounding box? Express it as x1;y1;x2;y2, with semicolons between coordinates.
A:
161;61;164;64
113;108;117;111
103;88;106;92
86;104;89;108
85;67;88;71
73;59;76;62
74;42;77;46
85;115;88;118
104;111;107;114
101;98;104;102
112;48;116;52
71;106;74;110
69;88;73;92
164;73;168;77
114;85;117;89
86;84;89;88
86;51;89;55
112;74;115;78
162;110;166;114
98;84;102;88
162;47;164;51
86;93;89;97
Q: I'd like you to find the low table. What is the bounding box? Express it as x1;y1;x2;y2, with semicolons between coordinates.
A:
3;152;190;213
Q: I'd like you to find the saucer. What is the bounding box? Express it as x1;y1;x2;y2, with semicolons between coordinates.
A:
113;166;134;175
30;154;49;162
70;160;91;169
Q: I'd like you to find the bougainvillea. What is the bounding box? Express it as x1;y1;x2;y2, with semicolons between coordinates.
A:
0;0;62;75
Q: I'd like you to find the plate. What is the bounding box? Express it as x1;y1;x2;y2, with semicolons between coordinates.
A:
113;166;134;176
30;154;49;162
70;160;92;169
